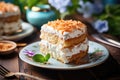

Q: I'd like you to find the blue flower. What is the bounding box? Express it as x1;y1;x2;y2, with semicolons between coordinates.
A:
24;50;35;57
77;1;94;18
94;20;109;33
48;0;72;13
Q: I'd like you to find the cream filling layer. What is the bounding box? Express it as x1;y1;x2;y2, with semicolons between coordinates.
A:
1;20;21;33
41;24;86;40
39;38;88;63
0;12;20;17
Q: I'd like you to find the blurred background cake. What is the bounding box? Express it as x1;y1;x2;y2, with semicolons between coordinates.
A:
39;19;89;64
0;2;22;36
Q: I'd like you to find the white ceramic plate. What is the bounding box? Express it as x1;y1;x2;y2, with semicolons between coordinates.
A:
1;22;34;41
19;41;109;70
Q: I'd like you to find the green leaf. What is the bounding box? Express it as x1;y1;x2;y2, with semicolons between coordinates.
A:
32;54;45;63
71;0;79;5
105;5;110;15
32;53;50;63
27;0;40;9
99;14;109;20
45;53;50;62
61;11;70;19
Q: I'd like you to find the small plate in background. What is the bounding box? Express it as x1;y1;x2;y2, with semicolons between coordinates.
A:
0;40;17;55
1;22;34;41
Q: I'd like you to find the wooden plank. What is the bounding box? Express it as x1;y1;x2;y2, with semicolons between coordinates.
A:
0;52;19;79
19;60;54;80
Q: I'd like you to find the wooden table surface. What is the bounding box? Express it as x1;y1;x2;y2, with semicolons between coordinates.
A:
0;21;120;80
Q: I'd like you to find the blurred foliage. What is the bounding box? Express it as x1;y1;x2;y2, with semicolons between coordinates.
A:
13;0;48;13
49;0;80;19
62;0;80;19
94;4;120;36
67;0;80;14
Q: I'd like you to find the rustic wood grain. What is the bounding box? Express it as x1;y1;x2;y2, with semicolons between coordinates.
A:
0;15;120;80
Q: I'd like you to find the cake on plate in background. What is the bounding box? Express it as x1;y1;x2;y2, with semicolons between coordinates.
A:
39;19;89;64
0;2;22;35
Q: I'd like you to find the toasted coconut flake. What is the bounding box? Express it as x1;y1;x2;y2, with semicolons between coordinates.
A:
47;19;86;33
0;2;20;13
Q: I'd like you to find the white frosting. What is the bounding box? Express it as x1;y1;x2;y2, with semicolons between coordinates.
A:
41;25;86;40
0;11;20;17
0;6;20;17
39;38;88;63
0;20;21;34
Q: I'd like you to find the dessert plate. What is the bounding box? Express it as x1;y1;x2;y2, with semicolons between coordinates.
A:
1;22;34;41
19;41;109;70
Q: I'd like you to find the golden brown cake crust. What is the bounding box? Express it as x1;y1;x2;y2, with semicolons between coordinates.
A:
40;43;89;64
0;15;20;22
68;48;89;64
40;31;87;48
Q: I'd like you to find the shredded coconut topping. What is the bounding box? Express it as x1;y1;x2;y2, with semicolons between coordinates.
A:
0;2;20;13
47;19;86;33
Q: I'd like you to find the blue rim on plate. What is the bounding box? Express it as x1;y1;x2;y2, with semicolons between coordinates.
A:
19;41;109;70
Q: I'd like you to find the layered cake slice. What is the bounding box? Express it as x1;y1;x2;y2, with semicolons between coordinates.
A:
0;2;22;35
39;19;89;64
